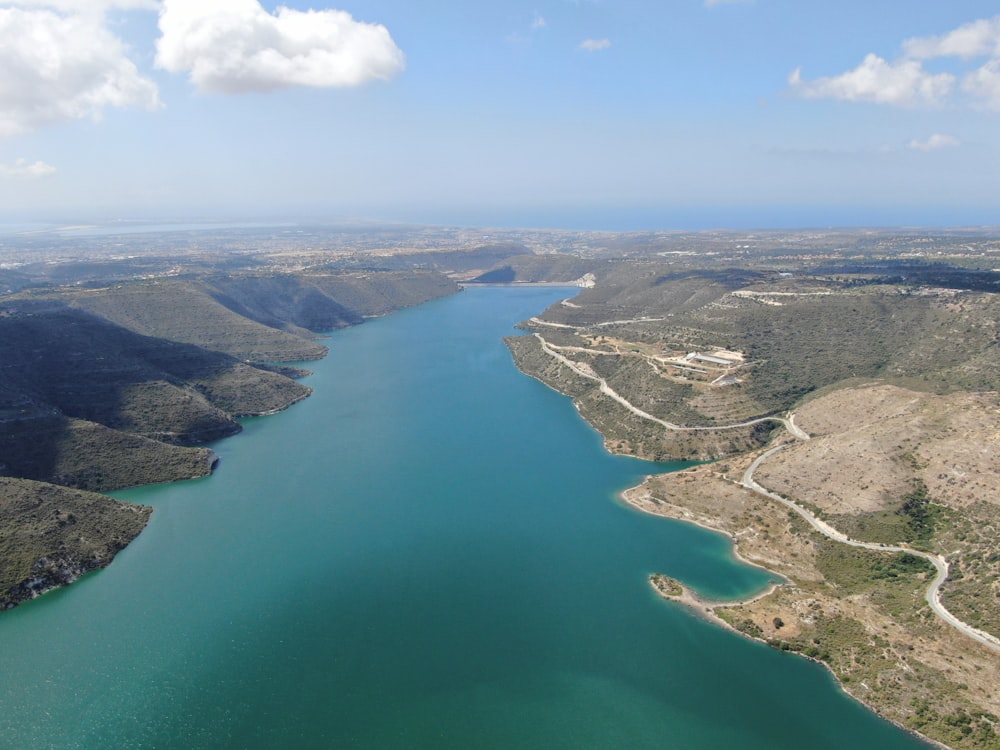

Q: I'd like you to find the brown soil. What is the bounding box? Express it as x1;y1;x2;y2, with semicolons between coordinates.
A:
623;383;1000;750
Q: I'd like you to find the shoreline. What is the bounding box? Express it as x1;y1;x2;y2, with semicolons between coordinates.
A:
0;282;460;614
500;268;1000;749
631;475;955;750
646;571;783;631
645;573;952;750
620;475;782;585
233;386;315;420
615;462;1000;750
507;342;985;749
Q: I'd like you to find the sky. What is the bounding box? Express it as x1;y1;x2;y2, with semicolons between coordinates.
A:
2;0;1000;230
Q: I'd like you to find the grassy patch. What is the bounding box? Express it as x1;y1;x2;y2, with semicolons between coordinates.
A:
816;541;935;593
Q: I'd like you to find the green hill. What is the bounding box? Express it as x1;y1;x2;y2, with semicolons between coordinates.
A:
0;268;458;611
510;263;1000;460
67;280;330;362
0;302;310;448
0;476;152;610
64;271;459;362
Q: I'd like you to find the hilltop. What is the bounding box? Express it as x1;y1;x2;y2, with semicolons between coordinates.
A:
507;265;998;460
499;249;999;750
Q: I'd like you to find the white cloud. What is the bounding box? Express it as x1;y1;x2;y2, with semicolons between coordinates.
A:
508;13;546;44
0;158;57;178
794;14;1000;111
903;15;1000;60
0;5;162;137
900;14;1000;110
578;38;610;52
962;59;1000;110
155;0;406;94
788;54;953;107
906;133;961;152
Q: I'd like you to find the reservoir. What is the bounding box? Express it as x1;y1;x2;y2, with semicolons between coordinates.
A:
0;286;930;749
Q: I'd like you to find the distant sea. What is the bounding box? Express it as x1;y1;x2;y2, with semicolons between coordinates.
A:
364;205;1000;232
3;205;997;237
0;286;932;749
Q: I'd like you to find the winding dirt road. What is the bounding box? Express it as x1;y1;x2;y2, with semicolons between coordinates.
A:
534;328;1000;654
534;332;801;435
741;445;1000;655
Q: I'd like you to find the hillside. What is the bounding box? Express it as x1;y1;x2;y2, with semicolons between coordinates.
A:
504;257;1000;750
0;267;459;610
626;385;1000;750
0;303;309;473
509;266;999;460
1;270;458;491
0;414;216;492
67;279;330;362
755;385;1000;638
0;477;152;609
64;271;459;362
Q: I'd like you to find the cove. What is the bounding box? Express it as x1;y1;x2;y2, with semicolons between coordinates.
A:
0;286;930;749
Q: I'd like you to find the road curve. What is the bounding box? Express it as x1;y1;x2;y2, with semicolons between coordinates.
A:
741;446;1000;655
533;329;1000;653
534;333;807;436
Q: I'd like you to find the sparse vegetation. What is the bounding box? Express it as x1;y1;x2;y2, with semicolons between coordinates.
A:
898;479;939;544
3;224;999;747
507;249;999;750
0;477;151;609
649;573;683;597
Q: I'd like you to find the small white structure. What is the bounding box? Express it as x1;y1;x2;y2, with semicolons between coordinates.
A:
683;352;736;368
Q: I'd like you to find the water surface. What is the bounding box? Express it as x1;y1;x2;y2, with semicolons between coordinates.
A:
0;286;929;749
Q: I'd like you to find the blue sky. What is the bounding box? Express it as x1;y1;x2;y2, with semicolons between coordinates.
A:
1;0;1000;230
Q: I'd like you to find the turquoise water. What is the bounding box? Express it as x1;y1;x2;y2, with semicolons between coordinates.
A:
0;287;929;749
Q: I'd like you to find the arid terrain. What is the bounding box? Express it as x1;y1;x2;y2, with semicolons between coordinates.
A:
500;239;1000;750
622;382;1000;749
2;223;998;748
